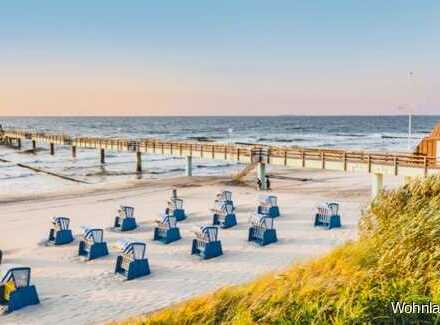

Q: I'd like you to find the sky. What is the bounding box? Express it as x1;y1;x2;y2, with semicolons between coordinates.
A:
0;1;439;116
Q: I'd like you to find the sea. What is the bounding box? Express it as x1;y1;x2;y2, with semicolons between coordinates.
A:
0;116;438;196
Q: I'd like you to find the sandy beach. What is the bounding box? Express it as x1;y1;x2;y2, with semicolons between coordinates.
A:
1;168;403;324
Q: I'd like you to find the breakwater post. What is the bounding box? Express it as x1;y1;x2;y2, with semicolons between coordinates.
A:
186;156;192;176
100;149;105;164
136;151;142;173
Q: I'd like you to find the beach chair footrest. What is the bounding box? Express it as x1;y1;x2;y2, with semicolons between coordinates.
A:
153;227;181;244
248;228;278;246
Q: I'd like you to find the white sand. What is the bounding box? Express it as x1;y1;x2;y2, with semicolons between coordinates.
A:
0;169;403;324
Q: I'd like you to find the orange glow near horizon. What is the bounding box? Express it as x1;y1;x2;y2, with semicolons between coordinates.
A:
0;64;438;116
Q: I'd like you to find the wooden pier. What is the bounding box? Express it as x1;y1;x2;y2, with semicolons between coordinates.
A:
1;127;439;196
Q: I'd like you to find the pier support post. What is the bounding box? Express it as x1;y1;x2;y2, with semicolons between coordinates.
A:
257;162;267;190
136;151;142;173
17;138;21;149
50;143;55;155
72;146;77;158
32;140;36;150
372;173;384;198
100;148;105;164
185;156;192;176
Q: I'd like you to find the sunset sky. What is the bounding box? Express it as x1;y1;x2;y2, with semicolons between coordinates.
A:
1;1;439;116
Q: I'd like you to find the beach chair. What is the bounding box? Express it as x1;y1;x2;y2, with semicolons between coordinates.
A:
166;198;186;221
191;226;223;259
115;240;150;280
78;227;109;260
248;214;278;246
212;203;237;229
114;206;137;231
153;213;181;244
215;190;234;207
314;202;341;229
48;217;74;245
257;194;280;218
0;264;39;313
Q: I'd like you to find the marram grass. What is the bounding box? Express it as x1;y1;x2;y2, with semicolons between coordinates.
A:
117;176;440;324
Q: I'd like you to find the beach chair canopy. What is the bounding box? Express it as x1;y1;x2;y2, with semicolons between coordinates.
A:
250;213;274;229
0;264;31;288
81;227;104;243
326;202;339;215
217;190;232;202
198;225;218;242
119;206;134;218
168;198;183;210
258;194;277;206
51;216;70;230
316;202;339;217
162;213;178;228
116;239;146;260
223;203;234;215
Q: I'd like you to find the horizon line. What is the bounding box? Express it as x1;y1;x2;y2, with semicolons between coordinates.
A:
1;114;440;118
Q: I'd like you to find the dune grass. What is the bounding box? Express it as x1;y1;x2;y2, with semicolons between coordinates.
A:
119;176;440;324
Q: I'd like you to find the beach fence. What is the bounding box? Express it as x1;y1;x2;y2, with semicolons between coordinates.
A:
1;125;440;197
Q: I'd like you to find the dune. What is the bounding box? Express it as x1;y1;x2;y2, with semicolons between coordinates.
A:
123;175;440;324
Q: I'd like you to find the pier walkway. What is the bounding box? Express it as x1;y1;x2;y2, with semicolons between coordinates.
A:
1;127;439;196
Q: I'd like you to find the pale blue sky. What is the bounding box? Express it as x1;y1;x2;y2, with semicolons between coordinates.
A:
1;1;439;115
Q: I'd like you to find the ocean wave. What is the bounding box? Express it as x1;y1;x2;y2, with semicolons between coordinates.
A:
0;172;34;180
381;135;419;139
84;170;139;177
333;133;368;137
257;138;294;143
317;143;337;147
148;156;183;162
196;163;235;169
282;126;307;131
187;136;217;142
149;168;185;175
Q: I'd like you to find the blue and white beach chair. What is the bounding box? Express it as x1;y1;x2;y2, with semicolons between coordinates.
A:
212;202;237;229
248;213;278;246
48;217;74;245
257;194;280;218
115;240;150;280
215;190;234;207
0;264;39;313
114;206;137;231
78;227;109;260
166;198;186;221
314;202;341;229
191;226;223;260
153;213;181;244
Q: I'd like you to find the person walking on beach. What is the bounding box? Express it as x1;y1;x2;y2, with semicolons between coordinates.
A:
257;178;262;190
